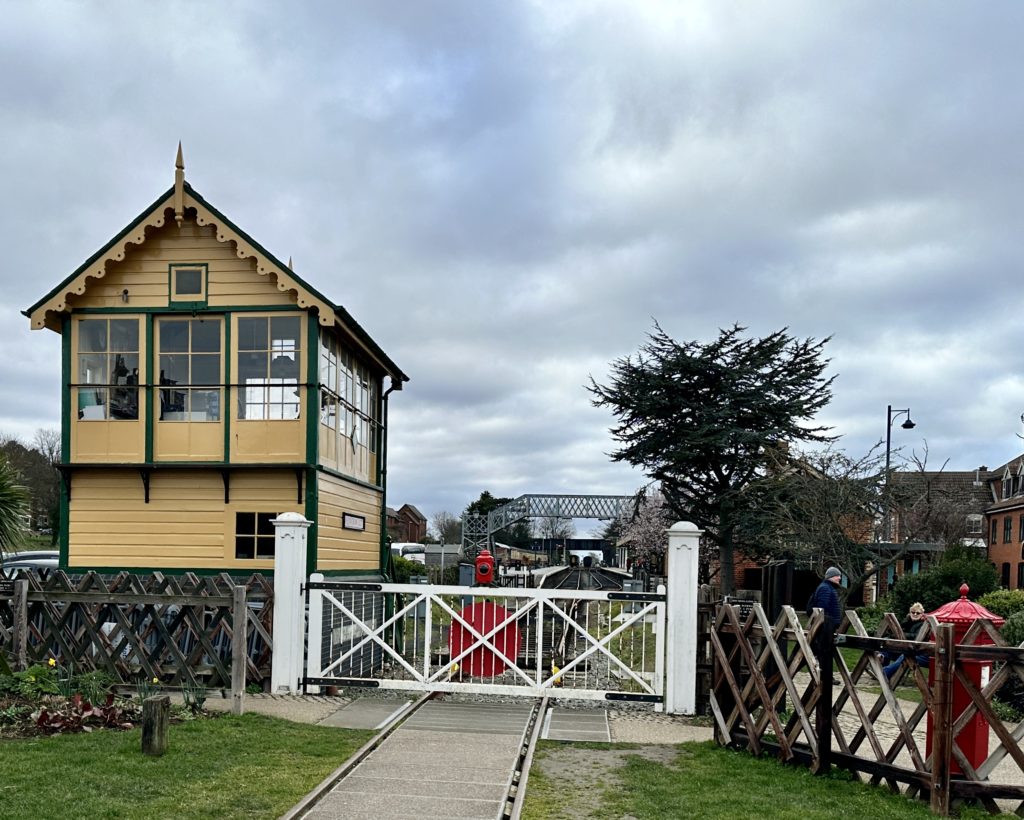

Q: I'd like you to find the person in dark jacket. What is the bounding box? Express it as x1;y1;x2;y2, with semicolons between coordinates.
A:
809;566;843;632
881;602;929;680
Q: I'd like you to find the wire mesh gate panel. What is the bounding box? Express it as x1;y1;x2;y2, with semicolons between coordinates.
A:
304;581;666;701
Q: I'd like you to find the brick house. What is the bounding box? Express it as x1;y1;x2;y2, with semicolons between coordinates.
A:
386;503;427;543
983;456;1024;589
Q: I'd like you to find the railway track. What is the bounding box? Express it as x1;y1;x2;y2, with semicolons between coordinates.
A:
283;693;547;819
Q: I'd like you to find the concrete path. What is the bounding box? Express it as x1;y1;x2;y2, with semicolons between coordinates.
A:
543;707;611;742
302;701;534;820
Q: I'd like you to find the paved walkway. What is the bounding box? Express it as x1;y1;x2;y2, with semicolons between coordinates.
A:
303;701;534;820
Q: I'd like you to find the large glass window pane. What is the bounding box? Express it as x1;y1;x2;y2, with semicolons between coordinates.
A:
77;387;108;420
235;537;255;560
271;316;300;351
191;354;220;385
79;320;107;353
191;389;221;421
175;268;202;295
238;317;267;351
269;352;298;380
160;321;189;352
79;354;107;384
109;320;138;352
159;354;188;385
191;319;220;352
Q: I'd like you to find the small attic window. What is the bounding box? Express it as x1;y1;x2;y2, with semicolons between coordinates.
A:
170;265;207;304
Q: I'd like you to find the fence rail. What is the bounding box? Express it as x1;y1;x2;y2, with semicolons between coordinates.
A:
0;570;273;697
711;602;1024;815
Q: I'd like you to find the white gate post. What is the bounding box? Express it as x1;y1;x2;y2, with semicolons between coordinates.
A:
665;521;703;715
271;512;312;694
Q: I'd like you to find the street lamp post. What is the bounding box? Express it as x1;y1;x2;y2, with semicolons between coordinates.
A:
884;404;916;542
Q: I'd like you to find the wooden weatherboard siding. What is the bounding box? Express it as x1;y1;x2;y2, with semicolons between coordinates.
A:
316;471;381;572
68;468;302;570
64;221;295;311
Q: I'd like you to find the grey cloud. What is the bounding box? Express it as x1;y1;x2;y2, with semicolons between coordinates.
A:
4;2;1024;521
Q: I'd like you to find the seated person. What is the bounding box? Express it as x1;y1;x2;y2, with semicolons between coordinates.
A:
882;602;929;680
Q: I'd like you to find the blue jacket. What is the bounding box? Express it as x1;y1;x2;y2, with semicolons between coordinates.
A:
809;579;842;628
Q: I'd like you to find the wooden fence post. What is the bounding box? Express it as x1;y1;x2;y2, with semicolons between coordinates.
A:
930;623;955;816
812;623;833;775
142;694;170;756
231;585;247;716
13;579;28;671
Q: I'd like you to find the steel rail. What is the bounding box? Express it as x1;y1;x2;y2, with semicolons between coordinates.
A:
505;696;548;820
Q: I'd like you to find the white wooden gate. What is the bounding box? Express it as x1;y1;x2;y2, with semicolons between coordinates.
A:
303;579;666;702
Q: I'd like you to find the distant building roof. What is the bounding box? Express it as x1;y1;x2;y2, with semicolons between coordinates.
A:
891;469;992;511
399;504;426;521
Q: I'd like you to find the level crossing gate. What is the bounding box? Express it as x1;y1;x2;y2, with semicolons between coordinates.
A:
269;515;702;714
303;579;666;702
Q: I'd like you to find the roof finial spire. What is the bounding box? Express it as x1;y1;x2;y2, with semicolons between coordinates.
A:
288;256;294;270
173;142;185;228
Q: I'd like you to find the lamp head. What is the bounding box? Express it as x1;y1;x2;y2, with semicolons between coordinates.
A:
901;417;916;430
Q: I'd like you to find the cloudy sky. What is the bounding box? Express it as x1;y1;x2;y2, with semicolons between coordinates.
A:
3;2;1023;531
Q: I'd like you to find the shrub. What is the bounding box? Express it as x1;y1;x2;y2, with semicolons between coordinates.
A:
889;546;998;617
978;588;1024;620
388;555;426;584
856;601;888;634
1002;611;1024;647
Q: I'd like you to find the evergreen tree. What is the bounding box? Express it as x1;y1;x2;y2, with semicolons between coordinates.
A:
590;323;834;595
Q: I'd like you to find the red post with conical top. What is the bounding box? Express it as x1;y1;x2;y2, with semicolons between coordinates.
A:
926;584;1005;776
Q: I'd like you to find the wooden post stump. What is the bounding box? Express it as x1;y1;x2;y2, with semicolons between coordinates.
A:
142;695;170;756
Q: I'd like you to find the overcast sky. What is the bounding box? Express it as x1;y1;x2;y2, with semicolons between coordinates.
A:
3;2;1023;532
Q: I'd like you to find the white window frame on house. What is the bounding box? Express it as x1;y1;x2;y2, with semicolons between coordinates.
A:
966;514;983;536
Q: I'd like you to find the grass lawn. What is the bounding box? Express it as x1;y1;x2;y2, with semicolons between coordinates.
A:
522;740;991;820
0;713;373;819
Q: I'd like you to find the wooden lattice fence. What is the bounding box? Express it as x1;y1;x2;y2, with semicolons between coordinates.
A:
0;570;274;694
711;602;1024;815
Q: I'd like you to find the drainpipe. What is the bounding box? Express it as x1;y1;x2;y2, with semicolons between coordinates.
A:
378;377;401;580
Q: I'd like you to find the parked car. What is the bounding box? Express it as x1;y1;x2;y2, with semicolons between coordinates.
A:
1;550;59;572
389;543;426;565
